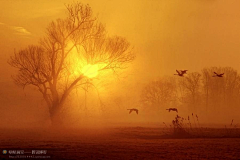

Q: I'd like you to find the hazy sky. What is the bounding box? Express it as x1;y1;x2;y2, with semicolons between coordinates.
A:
1;0;240;126
1;0;240;82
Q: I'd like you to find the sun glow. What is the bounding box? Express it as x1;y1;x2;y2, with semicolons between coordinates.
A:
82;64;99;78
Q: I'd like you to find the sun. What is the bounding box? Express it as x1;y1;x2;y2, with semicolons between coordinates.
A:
82;64;99;78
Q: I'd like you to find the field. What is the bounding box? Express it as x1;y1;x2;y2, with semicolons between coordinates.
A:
0;127;240;160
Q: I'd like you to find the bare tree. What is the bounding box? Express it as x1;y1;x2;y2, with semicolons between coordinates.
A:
202;67;240;114
178;72;201;112
140;77;178;111
8;2;135;125
202;68;212;114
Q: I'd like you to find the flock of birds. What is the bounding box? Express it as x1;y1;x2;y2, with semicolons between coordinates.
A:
174;70;224;77
127;108;178;115
127;69;225;115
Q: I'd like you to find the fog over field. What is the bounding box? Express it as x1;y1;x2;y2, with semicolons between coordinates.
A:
0;0;240;159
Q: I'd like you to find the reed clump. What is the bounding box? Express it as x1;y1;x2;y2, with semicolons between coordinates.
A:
163;113;240;138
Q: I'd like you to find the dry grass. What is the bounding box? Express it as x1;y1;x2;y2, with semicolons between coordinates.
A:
163;114;240;138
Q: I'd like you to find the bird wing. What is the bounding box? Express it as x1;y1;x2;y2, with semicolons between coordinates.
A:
219;73;224;76
214;72;218;75
167;108;173;112
136;110;138;114
176;70;181;74
129;110;133;114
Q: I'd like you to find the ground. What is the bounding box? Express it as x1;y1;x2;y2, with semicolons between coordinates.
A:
0;127;240;159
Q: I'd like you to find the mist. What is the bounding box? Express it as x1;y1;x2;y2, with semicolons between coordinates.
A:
1;1;240;159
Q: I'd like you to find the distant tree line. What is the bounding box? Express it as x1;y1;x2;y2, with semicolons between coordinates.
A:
140;67;240;116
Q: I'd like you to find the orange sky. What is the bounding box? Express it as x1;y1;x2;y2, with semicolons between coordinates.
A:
1;0;240;82
1;0;240;126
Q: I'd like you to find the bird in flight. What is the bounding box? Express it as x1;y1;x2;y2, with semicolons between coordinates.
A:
213;72;224;77
174;70;188;77
166;108;178;113
180;70;188;74
127;108;138;114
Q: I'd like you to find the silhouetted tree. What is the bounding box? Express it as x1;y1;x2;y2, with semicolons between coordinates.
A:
202;67;240;114
178;72;202;112
140;77;178;111
202;68;212;114
8;2;134;125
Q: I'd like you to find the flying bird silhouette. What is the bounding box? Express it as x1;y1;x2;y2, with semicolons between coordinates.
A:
213;72;224;77
166;108;178;113
174;70;188;77
127;108;138;114
180;70;188;74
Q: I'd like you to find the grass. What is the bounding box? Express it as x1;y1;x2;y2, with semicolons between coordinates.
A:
163;113;240;138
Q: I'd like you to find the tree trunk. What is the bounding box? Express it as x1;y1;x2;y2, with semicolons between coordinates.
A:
49;102;64;126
